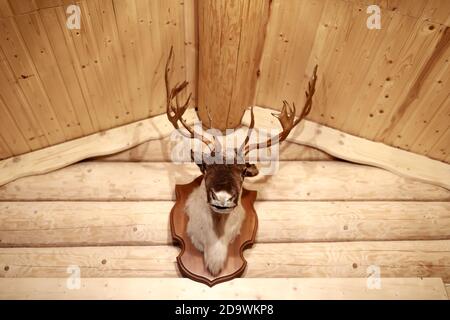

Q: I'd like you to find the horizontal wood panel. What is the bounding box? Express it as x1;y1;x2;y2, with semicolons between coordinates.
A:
1;241;449;281
0;161;448;201
0;277;446;300
0;201;449;247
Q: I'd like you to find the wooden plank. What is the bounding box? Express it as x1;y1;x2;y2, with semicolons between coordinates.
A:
93;136;334;162
14;12;84;141
382;39;450;150
1;161;448;201
446;283;450;299
0;201;449;247
1;240;449;280
0;277;446;300
39;7;96;137
183;0;198;106
0;134;12;159
0;17;65;145
7;0;37;15
241;107;450;189
411;94;449;156
0;43;47;150
90;0;135;124
197;0;270;129
0;96;30;155
428;127;450;161
0;0;13;18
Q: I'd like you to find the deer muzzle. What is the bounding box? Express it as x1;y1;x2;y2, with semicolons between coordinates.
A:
209;190;237;214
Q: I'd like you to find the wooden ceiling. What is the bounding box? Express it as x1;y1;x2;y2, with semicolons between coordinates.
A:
0;0;195;158
0;0;449;163
256;0;450;163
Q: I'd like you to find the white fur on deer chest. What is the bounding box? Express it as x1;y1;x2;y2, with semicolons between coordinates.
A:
184;180;245;274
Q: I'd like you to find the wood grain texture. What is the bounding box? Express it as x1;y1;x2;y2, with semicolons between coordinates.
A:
255;0;450;163
241;107;450;190
1;240;449;280
0;277;446;300
0;0;448;164
0;161;448;201
197;0;270;130
0;0;193;158
0;201;449;247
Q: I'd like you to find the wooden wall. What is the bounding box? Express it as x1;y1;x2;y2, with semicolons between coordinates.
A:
0;0;449;164
256;0;450;163
0;0;196;159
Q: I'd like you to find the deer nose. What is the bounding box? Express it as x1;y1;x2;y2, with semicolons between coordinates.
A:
210;190;235;207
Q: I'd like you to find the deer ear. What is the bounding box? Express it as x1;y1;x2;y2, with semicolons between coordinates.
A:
196;162;206;173
244;164;259;177
191;150;206;173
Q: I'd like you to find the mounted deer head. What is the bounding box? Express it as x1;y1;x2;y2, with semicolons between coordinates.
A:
165;46;318;214
165;46;318;275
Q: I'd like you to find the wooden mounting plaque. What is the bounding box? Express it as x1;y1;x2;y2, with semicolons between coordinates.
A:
170;176;258;287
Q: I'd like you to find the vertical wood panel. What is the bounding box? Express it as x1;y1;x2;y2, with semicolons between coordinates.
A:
0;134;12;159
198;0;270;130
14;12;84;140
0;17;65;145
183;0;198;105
39;7;96;136
0;97;30;155
411;95;449;156
0;47;47;149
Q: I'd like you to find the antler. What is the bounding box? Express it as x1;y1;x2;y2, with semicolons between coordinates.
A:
239;65;318;157
165;46;216;152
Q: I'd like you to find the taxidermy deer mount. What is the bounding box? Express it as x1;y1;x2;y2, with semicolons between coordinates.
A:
166;46;318;279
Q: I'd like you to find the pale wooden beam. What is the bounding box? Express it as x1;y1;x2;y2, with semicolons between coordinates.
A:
0;278;447;300
1;201;449;247
197;0;270;130
1;161;448;201
1;240;449;280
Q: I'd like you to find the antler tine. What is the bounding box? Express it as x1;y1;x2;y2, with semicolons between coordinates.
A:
243;65;318;156
165;46;214;152
236;106;255;159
